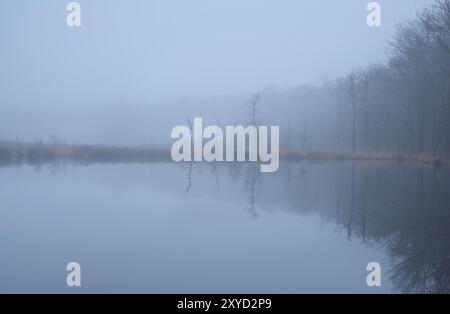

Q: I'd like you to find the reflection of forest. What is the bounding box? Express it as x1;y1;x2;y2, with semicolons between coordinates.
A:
334;163;450;293
186;161;450;293
3;152;449;293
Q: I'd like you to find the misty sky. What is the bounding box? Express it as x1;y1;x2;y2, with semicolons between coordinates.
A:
0;0;434;107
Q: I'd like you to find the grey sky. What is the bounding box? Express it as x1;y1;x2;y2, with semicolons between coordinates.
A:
0;0;434;107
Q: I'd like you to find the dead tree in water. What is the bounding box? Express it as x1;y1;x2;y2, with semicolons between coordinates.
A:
248;93;261;125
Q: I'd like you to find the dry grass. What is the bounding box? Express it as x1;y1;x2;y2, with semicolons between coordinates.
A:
1;141;448;167
281;149;448;166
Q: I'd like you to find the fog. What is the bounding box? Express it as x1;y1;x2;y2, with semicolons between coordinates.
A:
0;0;433;145
3;1;450;294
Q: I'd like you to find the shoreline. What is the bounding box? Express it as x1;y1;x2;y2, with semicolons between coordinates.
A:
0;141;448;167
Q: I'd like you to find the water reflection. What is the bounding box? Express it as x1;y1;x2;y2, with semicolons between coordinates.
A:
1;160;449;293
184;161;450;293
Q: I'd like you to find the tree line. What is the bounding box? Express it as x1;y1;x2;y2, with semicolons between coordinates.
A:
329;0;450;158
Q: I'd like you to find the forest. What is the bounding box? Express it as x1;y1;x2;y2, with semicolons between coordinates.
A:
328;0;450;159
1;1;450;167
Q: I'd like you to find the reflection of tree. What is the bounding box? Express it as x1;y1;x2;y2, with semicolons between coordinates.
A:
387;166;450;293
18;154;450;292
215;165;220;193
347;164;358;240
185;117;194;193
243;164;259;218
186;163;192;192
179;160;450;293
336;163;450;293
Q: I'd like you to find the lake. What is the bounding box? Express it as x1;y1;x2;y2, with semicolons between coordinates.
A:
1;161;449;293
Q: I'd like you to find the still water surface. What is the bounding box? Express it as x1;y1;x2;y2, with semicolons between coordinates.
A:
1;161;449;293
